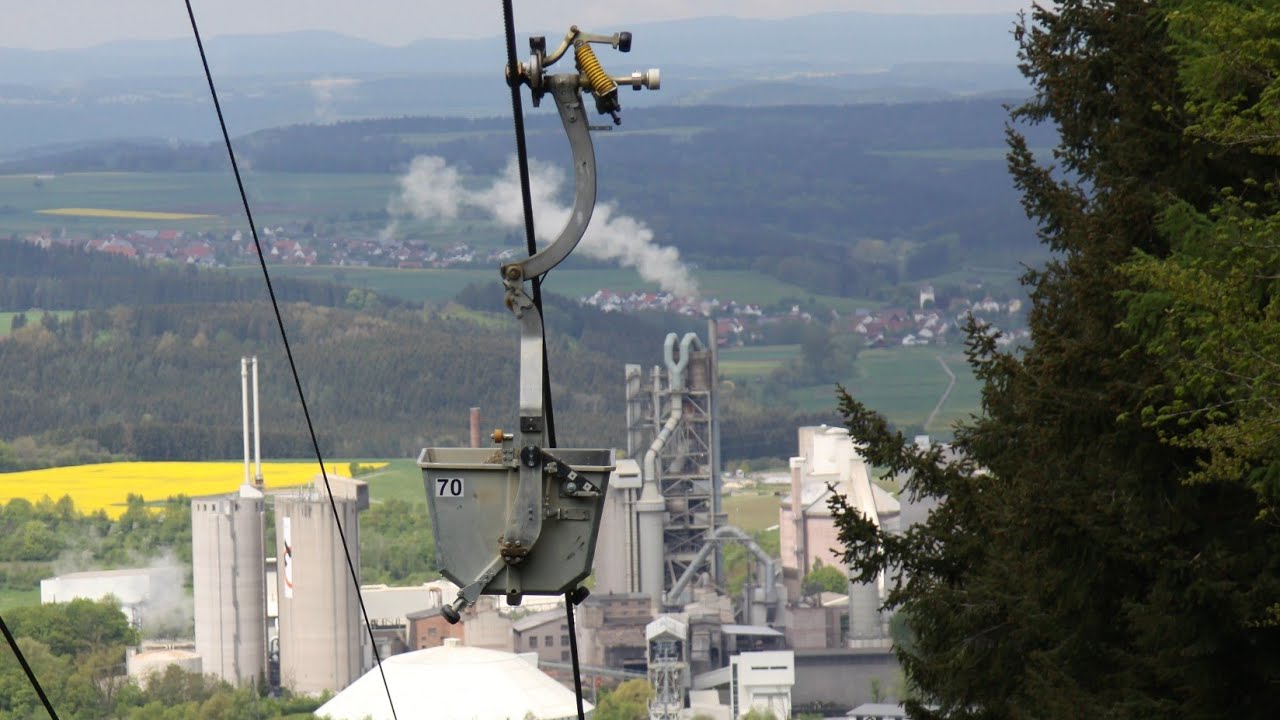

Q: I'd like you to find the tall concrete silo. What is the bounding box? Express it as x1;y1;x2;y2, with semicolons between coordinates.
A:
192;484;267;686
275;480;367;696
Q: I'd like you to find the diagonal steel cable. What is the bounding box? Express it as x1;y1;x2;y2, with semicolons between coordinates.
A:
0;614;60;719
182;2;398;717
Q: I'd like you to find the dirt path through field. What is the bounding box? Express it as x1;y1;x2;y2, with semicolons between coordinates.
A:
925;354;957;432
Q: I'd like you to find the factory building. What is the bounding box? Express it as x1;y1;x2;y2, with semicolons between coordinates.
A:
40;566;183;629
574;592;652;671
597;331;732;612
730;650;796;719
779;425;899;645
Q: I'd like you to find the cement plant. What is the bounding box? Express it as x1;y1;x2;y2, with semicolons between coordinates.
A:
31;335;924;720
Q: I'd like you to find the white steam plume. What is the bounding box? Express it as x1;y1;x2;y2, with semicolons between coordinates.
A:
387;155;699;297
308;76;360;122
138;551;193;639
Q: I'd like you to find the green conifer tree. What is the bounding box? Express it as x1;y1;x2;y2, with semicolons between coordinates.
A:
828;2;1280;718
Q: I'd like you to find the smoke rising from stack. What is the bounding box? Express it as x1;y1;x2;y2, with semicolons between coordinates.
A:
384;155;699;297
139;551;194;639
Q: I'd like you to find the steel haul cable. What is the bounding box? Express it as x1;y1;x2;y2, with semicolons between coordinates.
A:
182;2;398;717
501;0;557;447
499;2;584;718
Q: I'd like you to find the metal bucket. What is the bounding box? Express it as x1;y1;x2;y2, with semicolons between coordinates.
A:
419;447;614;598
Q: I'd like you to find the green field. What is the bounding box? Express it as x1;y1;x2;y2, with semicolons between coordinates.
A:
724;492;782;533
359;457;429;504
719;344;800;380
0;587;40;612
792;347;980;434
256;264;881;312
0;309;75;336
719;344;982;435
0;171;408;233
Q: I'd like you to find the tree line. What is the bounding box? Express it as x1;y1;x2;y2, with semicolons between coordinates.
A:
0;597;322;719
0;247;838;464
0;239;378;312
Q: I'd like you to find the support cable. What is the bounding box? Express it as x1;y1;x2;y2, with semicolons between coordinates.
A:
182;3;398;717
0;614;60;719
501;0;557;447
563;592;587;719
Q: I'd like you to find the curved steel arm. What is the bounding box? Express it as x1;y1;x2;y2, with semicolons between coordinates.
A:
500;74;596;283
542;27;629;67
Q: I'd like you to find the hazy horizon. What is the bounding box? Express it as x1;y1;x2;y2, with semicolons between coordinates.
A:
9;1;1033;51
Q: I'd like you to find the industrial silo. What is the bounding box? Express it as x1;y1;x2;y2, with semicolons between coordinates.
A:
275;480;367;696
191;484;267;686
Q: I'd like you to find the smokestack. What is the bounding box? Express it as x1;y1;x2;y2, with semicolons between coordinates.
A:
790;456;806;574
241;357;251;487
469;407;481;449
252;357;263;488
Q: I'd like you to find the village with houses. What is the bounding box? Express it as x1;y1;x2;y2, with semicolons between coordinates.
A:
583;286;1029;350
21;228;1030;349
23;225;518;271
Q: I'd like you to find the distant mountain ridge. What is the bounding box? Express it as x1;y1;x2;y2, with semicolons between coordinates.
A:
0;12;1028;153
0;12;1020;83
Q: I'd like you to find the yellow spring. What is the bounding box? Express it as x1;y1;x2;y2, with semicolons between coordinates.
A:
574;40;618;99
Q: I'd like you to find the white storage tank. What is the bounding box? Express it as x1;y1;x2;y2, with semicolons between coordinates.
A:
275;480;366;696
191;485;267;687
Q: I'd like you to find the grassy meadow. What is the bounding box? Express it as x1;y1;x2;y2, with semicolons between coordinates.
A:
791;347;979;433
720;344;981;435
719;344;801;381
0;171;404;233
724;492;782;533
0;310;75;336
257;264;880;312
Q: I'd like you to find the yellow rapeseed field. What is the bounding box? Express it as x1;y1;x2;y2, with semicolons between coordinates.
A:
0;462;386;519
37;207;214;220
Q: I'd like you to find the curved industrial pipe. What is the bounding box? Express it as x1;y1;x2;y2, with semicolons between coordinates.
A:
664;525;778;608
641;333;704;499
638;333;704;602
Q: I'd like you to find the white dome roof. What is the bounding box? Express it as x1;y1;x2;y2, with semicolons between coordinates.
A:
315;639;593;720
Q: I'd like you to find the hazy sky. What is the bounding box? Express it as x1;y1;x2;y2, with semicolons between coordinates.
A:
9;1;1033;50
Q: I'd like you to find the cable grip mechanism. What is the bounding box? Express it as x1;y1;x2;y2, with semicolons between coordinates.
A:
514;25;660;124
422;24;666;625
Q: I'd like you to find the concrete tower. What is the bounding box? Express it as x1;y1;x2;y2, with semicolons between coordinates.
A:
191;486;267;686
274;479;368;695
191;357;268;686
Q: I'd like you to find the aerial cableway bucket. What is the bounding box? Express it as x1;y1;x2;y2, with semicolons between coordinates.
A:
420;447;613;611
420;25;659;623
